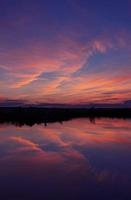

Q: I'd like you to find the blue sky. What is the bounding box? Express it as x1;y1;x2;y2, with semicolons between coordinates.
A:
0;0;131;104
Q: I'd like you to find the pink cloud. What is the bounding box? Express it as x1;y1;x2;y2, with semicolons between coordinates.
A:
0;31;131;103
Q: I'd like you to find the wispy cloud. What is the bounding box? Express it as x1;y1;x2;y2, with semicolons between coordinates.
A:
0;0;130;103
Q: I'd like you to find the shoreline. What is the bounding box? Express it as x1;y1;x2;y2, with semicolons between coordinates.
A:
0;107;131;126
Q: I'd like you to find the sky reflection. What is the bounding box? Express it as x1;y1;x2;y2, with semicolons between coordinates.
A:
0;118;131;199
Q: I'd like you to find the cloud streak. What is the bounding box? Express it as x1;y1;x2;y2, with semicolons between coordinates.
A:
0;0;130;103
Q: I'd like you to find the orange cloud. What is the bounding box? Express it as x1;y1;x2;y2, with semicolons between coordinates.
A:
0;32;131;103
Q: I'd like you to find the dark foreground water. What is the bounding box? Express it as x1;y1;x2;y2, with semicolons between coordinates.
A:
0;118;131;200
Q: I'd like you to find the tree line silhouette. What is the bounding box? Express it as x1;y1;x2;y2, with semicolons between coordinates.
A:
0;107;131;126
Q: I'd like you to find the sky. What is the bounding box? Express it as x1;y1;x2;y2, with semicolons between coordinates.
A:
0;0;131;104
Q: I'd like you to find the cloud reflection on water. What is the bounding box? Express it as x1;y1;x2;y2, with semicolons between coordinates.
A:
0;118;131;199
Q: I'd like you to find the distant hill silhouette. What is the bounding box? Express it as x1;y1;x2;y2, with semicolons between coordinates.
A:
0;99;131;108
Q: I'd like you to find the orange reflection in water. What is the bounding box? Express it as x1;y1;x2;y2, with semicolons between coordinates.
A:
0;118;131;161
0;118;131;199
0;118;130;172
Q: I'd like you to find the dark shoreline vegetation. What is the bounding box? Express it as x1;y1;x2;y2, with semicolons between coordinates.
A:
0;107;131;126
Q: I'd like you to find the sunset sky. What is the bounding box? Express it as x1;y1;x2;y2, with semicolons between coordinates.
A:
0;0;131;104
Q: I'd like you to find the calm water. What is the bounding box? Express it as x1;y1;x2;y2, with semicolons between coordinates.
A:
0;118;131;200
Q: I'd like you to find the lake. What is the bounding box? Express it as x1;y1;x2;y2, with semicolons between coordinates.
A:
0;118;131;200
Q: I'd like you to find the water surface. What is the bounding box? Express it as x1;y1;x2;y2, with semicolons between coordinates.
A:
0;118;131;200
